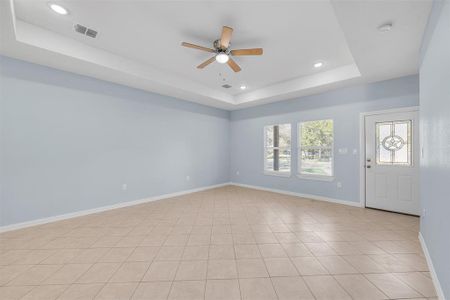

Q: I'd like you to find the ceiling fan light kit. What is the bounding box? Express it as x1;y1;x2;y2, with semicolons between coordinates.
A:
181;26;263;72
215;53;229;64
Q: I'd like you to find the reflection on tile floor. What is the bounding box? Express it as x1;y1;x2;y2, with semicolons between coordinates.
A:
0;186;437;299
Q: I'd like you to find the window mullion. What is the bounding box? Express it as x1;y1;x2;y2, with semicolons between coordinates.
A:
273;125;279;171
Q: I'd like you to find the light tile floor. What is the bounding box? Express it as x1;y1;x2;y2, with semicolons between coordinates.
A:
0;186;437;299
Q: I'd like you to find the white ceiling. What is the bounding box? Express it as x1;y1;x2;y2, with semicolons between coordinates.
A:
1;0;432;110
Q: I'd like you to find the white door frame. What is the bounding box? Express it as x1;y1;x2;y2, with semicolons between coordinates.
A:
359;106;420;208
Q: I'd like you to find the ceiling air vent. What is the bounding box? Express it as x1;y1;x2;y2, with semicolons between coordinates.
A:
222;84;232;89
86;29;98;38
74;24;87;35
74;24;98;38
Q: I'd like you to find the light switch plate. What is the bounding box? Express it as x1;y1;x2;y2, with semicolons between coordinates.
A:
338;148;348;154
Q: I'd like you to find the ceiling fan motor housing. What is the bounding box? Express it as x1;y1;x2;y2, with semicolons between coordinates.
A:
213;39;231;53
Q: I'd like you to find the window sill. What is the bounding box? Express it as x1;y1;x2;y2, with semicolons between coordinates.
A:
264;171;291;178
296;174;335;182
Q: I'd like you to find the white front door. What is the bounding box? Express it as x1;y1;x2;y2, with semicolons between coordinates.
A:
365;110;420;215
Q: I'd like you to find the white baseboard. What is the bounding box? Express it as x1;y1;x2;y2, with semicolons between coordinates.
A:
0;182;231;233
230;182;362;207
0;182;363;233
418;232;445;300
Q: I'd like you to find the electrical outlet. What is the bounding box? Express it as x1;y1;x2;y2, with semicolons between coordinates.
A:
186;176;190;181
122;184;127;191
353;149;358;155
236;171;240;176
337;182;342;189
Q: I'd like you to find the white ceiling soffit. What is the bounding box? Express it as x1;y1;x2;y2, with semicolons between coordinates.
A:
0;0;432;110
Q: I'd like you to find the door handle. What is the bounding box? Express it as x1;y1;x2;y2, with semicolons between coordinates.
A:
366;165;371;168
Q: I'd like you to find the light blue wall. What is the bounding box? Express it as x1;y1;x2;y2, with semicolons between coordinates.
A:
0;55;423;228
419;0;450;297
230;76;419;203
0;56;230;227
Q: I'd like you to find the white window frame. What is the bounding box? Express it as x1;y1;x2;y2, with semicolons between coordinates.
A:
264;124;291;177
297;119;335;181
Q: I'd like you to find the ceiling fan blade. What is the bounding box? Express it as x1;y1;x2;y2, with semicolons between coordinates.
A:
197;56;216;69
181;42;215;53
227;58;241;72
231;48;263;56
220;26;233;49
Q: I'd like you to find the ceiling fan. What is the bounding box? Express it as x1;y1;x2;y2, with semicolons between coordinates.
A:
181;26;263;72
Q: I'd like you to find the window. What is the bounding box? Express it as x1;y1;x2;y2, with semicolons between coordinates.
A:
298;119;333;178
376;120;412;166
264;124;291;176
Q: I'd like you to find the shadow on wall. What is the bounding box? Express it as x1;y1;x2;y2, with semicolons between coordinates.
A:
0;55;229;119
231;75;419;120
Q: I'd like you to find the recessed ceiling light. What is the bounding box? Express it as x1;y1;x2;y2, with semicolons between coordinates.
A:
378;23;393;32
314;61;324;68
215;53;229;64
49;3;68;15
240;85;247;90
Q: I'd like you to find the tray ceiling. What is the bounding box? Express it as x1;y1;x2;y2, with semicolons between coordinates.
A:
0;0;432;110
